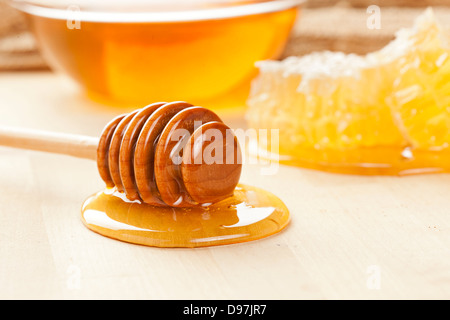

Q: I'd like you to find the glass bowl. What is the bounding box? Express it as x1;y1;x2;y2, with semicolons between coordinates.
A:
12;0;303;106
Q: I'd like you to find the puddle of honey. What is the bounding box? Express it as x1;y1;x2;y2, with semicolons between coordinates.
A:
81;184;290;248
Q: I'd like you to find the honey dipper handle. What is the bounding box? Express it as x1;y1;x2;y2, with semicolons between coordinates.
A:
0;126;98;160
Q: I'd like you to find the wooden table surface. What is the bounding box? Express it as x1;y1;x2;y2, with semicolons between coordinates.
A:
1;71;450;300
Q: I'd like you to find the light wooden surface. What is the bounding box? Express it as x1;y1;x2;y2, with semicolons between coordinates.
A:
1;71;450;300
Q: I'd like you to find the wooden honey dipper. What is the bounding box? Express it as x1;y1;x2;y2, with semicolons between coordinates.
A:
0;101;242;207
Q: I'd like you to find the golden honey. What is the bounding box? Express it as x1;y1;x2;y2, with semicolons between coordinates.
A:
247;9;450;175
18;1;299;106
81;184;290;248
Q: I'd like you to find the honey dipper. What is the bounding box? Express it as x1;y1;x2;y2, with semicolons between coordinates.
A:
0;102;242;207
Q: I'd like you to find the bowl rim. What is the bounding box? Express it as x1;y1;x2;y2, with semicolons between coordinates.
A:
11;0;304;23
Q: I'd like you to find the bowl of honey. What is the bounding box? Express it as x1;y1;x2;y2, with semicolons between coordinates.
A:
12;0;302;106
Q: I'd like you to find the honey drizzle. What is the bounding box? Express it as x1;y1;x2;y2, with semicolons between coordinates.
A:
81;184;290;247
